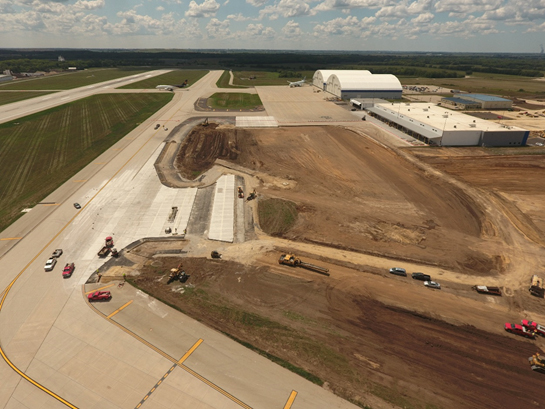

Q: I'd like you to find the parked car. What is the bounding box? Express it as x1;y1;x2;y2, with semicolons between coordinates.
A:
51;249;63;258
62;263;75;278
505;323;536;339
424;281;441;289
389;267;407;277
87;291;112;302
412;272;431;281
522;320;545;336
44;258;57;271
154;124;160;130
73;203;81;209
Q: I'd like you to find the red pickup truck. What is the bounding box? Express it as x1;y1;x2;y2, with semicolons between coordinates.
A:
505;323;536;339
522;320;545;336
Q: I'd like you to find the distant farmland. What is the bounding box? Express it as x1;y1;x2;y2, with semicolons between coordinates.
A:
0;68;146;90
119;70;208;89
0;93;173;232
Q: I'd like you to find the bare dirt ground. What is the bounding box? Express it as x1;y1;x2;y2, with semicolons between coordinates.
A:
126;249;545;409
146;123;545;408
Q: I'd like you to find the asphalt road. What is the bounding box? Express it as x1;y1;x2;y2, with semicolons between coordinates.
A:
0;71;359;409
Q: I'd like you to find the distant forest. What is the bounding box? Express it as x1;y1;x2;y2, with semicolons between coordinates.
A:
0;49;544;78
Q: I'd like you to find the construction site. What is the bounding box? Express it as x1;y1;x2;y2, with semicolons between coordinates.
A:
119;118;545;408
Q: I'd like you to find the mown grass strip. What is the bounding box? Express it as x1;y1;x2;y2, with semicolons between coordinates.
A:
0;68;146;90
119;70;207;89
0;93;173;233
215;71;247;89
207;93;262;110
0;91;55;106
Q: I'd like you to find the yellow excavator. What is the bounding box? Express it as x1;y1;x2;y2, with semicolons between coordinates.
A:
529;352;545;374
278;254;330;276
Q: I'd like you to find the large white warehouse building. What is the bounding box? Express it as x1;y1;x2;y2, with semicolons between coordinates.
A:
367;102;529;147
312;69;402;100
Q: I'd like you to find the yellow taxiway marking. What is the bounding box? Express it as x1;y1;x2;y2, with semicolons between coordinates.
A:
73;180;87;183
107;300;133;319
178;339;203;364
283;391;298;408
0;237;22;241
84;283;114;295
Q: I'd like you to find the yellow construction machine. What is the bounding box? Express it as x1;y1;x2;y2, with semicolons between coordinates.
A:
278;254;330;276
529;352;545;374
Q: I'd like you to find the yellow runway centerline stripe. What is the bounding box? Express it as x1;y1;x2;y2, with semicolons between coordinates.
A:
107;300;133;319
0;237;22;241
283;391;298;409
84;283;114;294
178;339;203;364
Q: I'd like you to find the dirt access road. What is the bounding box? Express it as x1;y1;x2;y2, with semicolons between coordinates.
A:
150;122;545;408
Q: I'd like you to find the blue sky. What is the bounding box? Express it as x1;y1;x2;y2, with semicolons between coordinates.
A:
1;0;544;52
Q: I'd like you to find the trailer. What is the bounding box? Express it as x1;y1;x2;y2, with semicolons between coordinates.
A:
472;285;502;296
98;246;110;257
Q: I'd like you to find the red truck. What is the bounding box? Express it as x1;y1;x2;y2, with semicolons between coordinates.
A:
505;323;536;339
105;236;114;247
62;263;75;278
522;320;545;336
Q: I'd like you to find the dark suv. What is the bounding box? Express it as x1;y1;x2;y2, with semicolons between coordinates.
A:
412;272;431;281
389;267;407;277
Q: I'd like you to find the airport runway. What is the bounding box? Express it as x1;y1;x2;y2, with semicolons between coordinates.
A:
0;71;359;408
0;70;171;125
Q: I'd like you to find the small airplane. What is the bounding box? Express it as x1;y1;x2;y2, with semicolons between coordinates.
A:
288;77;306;88
156;85;174;91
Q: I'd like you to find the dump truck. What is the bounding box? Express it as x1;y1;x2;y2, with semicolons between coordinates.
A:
98;246;110;258
530;275;544;298
278;254;330;276
472;285;502;296
529;353;545;374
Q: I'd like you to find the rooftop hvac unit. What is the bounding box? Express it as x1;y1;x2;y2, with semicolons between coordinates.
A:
469;123;476;128
423;108;428;111
442;114;448;118
405;103;410;106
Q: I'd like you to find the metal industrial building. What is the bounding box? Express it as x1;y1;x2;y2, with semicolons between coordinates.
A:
441;94;512;110
312;70;371;91
367;102;528;147
312;70;402;99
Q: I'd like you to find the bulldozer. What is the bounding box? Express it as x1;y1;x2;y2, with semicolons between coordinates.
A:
247;189;257;201
529;352;545;374
167;262;190;284
278;254;330;276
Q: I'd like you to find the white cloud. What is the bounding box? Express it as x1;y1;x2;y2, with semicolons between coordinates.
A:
282;20;302;37
412;12;434;24
314;0;391;12
206;18;230;37
246;0;268;7
245;23;276;37
260;0;315;20
157;6;165;11
227;13;253;21
434;0;502;17
185;0;220;18
376;0;432;19
74;0;105;10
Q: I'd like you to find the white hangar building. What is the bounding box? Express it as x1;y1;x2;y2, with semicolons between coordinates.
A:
312;70;402;100
367;102;529;147
312;70;371;90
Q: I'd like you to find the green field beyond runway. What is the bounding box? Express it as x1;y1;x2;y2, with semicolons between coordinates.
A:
0;68;146;90
119;70;208;89
0;93;173;232
207;92;262;109
0;91;56;106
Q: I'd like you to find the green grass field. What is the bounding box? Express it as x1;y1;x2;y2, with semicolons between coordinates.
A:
0;91;55;106
0;68;146;91
119;69;208;89
207;92;262;109
403;72;545;98
215;70;248;89
231;71;314;86
0;93;173;232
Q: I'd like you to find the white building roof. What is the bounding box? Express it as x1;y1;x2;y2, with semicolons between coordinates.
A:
330;73;402;91
314;70;371;84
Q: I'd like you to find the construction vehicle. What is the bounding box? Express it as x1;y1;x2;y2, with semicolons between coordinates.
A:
528;352;545;374
201;118;209;127
211;251;222;259
105;236;114;248
472;285;502;296
167;262;189;284
97;246;110;258
111;248;119;258
247;190;257;201
530;275;544;298
238;186;244;198
278;254;330;276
